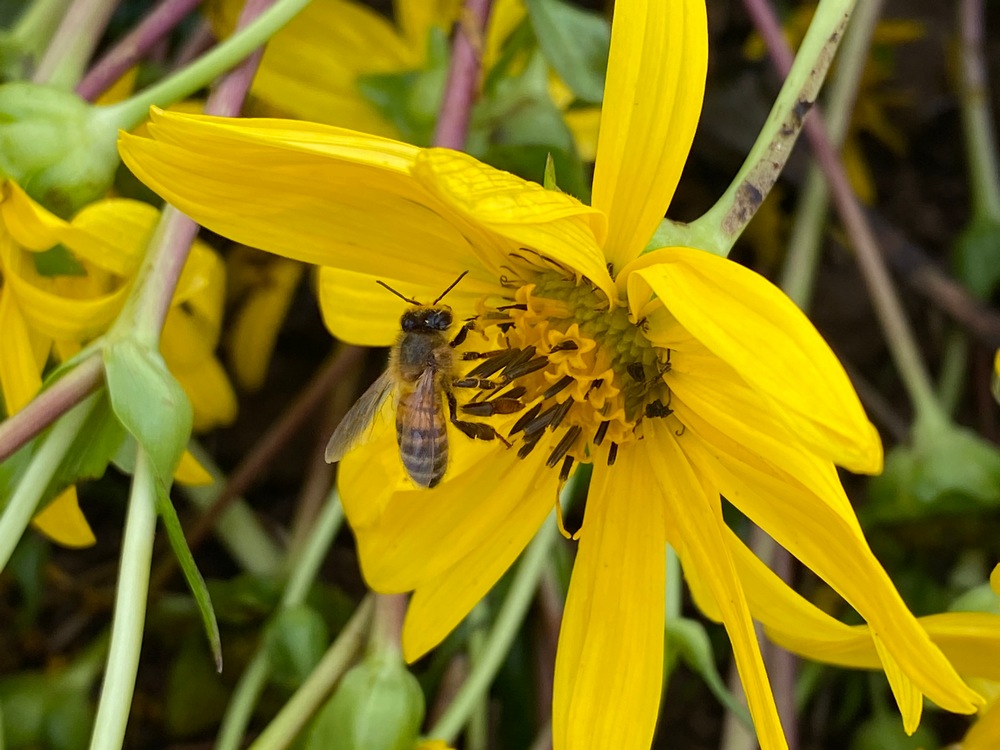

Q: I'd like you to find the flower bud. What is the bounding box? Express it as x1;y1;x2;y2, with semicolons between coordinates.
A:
308;650;425;750
0;82;119;217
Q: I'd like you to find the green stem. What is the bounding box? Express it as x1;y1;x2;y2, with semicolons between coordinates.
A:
180;441;284;578
665;544;681;622
248;595;374;750
96;0;315;132
0;394;97;574
959;0;1000;222
780;0;884;307
937;330;970;417
214;489;345;750
465;603;490;750
31;0;118;88
10;0;73;56
88;448;158;750
429;506;564;744
689;0;856;257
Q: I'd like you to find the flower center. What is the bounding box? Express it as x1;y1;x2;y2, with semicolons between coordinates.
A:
456;266;676;477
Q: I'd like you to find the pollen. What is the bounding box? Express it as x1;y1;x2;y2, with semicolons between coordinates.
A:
458;265;678;473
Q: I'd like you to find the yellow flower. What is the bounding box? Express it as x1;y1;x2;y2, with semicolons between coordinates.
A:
119;0;982;746
0;181;235;544
208;0;600;157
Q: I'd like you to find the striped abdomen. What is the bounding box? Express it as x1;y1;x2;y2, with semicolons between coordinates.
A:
396;368;448;488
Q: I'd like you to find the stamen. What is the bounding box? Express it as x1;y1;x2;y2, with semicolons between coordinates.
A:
548;340;578;353
497;303;528;312
626;362;645;381
465;348;519;376
509;402;542;436
490;385;526;401
543;375;574;400
461;398;524;417
559;455;574;482
608;442;619;465
593;420;610;445
549;399;574;430
499;346;536;377
517;432;544;458
501;356;549;381
547;425;582;468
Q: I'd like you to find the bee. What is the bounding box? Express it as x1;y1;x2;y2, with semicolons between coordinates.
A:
325;271;512;488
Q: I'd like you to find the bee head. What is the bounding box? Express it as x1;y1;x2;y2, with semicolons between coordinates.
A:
401;306;453;332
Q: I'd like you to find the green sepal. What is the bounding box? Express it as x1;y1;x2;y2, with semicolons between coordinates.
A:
867;419;1000;522
952;215;1000;300
102;338;192;493
524;0;609;104
155;485;222;672
32;244;86;277
264;605;329;688
665;616;754;730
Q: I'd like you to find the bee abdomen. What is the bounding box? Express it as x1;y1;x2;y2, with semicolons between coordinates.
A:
397;396;449;488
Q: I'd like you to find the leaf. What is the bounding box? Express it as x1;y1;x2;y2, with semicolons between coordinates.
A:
666;617;753;730
265;605;329;688
155;487;222;672
103;339;192;492
952;216;1000;300
525;0;610;104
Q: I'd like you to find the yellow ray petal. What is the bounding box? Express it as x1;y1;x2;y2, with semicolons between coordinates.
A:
31;488;96;548
397;0;458;51
171;356;238;433
0;287;46;413
174;450;214;486
413;149;615;301
651;424;788;750
591;0;707;269
1;181;66;250
340;412;557;594
873;632;923;734
552;447;665;750
629;247;882;473
402;498;554;660
229;256;303;390
963;698;1000;750
119;113;493;276
683;415;981;714
318;265;504;347
58;198;153;276
667;356;864;536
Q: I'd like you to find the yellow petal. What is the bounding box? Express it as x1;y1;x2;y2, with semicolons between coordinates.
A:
652;425;788;750
229;255;304;390
31;488;96;548
552;447;665;750
963;698;1000;750
59;198;152;276
629;247;882;473
873;632;923;734
174;450;214;486
340;410;557;594
119;112;486;274
317;266;501;347
0;287;46;413
402;495;554;660
591;0;707;268
171;356;238;433
1;181;66;250
397;0;458;51
412;148;615;301
683;413;981;714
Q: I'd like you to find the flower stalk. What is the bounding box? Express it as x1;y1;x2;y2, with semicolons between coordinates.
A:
433;0;494;150
88;447;158;750
32;0;118;88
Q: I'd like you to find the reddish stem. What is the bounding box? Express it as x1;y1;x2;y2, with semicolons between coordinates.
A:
76;0;205;101
433;0;494;150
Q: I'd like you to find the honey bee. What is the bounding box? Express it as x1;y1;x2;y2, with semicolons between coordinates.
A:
325;272;512;488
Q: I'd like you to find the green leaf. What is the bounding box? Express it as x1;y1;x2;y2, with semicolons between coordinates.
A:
103;339;192;491
265;605;329;689
165;635;230;737
952;216;1000;300
155;488;222;672
543;153;559;191
867;420;1000;521
666;617;753;730
525;0;609;104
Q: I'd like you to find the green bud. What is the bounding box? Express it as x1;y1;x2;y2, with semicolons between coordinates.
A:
0;82;119;218
307;650;425;750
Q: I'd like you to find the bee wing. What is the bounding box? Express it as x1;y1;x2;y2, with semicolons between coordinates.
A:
398;367;448;488
325;370;395;464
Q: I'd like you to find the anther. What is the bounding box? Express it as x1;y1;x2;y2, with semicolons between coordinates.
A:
547;425;582;468
593;420;610;445
608;442;619;465
461;398;524;417
644;400;673;418
465;349;519;376
499;346;536;377
490;385;526;401
626;362;645;382
509;403;542;436
497;303;528;312
518;432;544;459
501;356;549;381
559;455;574;483
542;375;574;400
549;399;574;430
548;341;578;353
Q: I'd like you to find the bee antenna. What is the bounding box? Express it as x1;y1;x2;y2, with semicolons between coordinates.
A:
433;270;469;305
375;280;421;305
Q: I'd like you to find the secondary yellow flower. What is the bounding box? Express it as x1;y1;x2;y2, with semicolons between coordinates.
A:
0;180;235;544
119;0;981;746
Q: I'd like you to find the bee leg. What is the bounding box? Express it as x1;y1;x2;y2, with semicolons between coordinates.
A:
449;318;478;348
447;392;513;448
